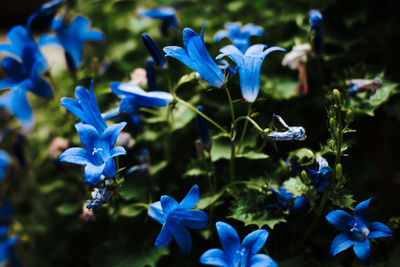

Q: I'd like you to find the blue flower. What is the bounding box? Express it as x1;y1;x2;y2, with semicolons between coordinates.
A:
266;186;307;213
27;0;66;30
146;59;157;91
200;221;277;267
307;155;331;193
0;89;34;130
309;10;323;55
61;81;108;134
148;184;209;255
38;15;104;73
59;122;127;186
267;115;306;141
0;235;19;266
326;198;392;265
0;150;10;181
215;22;264;53
110;82;173;114
163;23;226;88
196;106;211;148
142;34;166;68
216;44;285;102
86;188;113;210
137;7;178;36
217;60;238;77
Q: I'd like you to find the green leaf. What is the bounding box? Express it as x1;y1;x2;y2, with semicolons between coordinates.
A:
40;180;65;194
210;140;231;162
183;167;208;178
229;211;286;229
176;72;197;89
169;103;196;130
237;151;269;160
282;177;309;197
328;189;355;210
262;76;299;100
56;203;79;215
119;204;144;217
196;191;224;210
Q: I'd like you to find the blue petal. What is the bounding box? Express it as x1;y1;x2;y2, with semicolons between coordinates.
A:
326;210;355;233
148;201;164;224
1;57;24;80
215;222;240;260
38;34;61;46
0;150;10;180
354;198;373;225
330;233;354;257
160;196;179;216
137;7;176;20
59;147;91;165
0;89;34;130
261;46;286;60
249;254;278;267
200;248;227;267
173;210;208;229
242;24;264;36
102;108;120;121
293;195;308;213
0;26;32;58
216;45;244;67
368;222;392;239
353;240;371;265
179;184;200;209
214;30;229;42
155;224;172;247
240;55;263;102
75;123;100;152
111;146;126;157
83;163;104;186
163;46;198;71
141;33;166;68
29;61;53;98
242;229;269;255
169;224;192;255
146;59;157;91
102;158;116;178
102;122;127;147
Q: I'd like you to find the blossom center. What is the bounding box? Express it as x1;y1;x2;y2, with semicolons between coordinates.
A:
92;147;103;155
350;222;370;241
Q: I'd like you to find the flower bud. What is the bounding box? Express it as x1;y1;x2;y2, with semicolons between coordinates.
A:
345;109;354;124
141;33;166;68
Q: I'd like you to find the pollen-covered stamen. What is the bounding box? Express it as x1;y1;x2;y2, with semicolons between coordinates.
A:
350;222;370;241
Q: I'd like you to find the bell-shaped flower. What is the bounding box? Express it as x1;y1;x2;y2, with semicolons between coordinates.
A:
38;15;104;73
267;115;306;141
307;155;331;193
326;198;392;265
163;23;226;88
110;82;173;114
137;7;178;36
148;184;209;255
0;150;10;181
61;81;108;134
309;10;323;55
216;44;285;102
142;34;166;68
27;0;66;30
200;221;277;267
214;22;264;53
59;122;127;186
265;186;307;213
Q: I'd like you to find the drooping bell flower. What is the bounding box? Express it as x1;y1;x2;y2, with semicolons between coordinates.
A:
267;115;306;141
137;7;178;36
142;34;166;68
148;184;209;255
163;23;226;88
307;155;331;193
214;22;264;53
38;15;104;73
200;221;277;267
86;188;113;210
27;0;66;30
216;44;285;102
309;10;323;55
326;198;392;265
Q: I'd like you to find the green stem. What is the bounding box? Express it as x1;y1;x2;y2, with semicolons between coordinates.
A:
234;116;265;134
175;97;230;137
224;85;235;121
237;104;252;151
224;85;236;181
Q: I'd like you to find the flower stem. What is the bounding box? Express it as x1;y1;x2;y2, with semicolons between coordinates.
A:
237;104;252;151
224;85;236;181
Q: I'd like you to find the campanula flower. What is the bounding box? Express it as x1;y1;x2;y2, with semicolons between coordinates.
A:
200;221;277;267
38;15;104;73
0;89;34;130
163;23;226;88
216;44;285;102
347;78;382;96
27;0;66;30
137;7;178;36
59;122;127;186
309;10;323;55
214;22;264;53
142;34;166;68
267;115;306;141
196;106;210;148
110;82;173;114
148;184;209;255
326;198;392;265
307;155;331;193
61;81;108;134
146;59;158;91
0;150;10;181
266;186;307;213
86;188;112;210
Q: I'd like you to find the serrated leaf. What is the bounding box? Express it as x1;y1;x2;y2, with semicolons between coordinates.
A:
283;177;309;197
196;191;224;210
119;204;144;217
237;151;269;160
328;190;355;210
229;212;286;229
